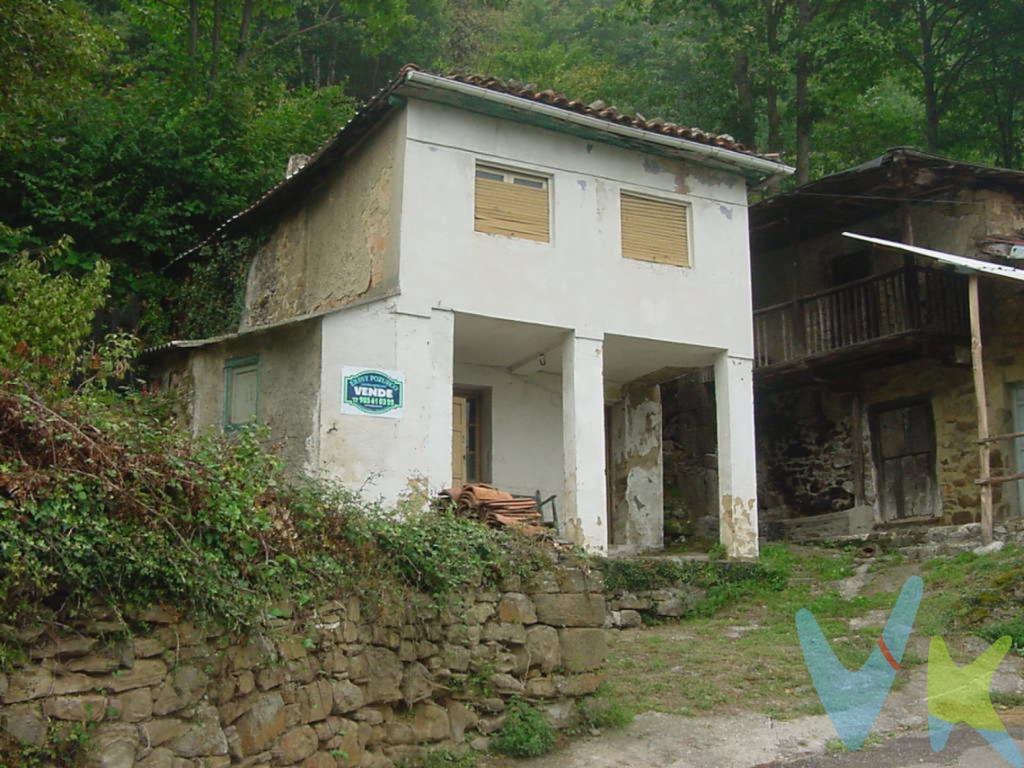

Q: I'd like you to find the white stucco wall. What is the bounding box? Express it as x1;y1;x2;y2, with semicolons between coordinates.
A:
453;363;563;512
317;301;454;504
396;98;754;357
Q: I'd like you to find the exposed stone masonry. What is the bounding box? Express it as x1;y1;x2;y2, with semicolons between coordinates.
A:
0;565;609;767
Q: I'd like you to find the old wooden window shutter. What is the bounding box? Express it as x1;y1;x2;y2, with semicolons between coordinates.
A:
474;165;550;242
620;192;691;266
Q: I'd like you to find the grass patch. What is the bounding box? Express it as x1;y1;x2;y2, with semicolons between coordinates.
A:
398;750;478;768
916;545;1024;645
490;700;555;758
600;544;914;720
574;685;635;732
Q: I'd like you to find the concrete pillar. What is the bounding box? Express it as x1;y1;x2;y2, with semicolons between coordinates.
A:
714;353;759;559
561;333;608;553
624;384;664;552
425;309;455;491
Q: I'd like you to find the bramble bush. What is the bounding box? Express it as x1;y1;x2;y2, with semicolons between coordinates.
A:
0;248;549;630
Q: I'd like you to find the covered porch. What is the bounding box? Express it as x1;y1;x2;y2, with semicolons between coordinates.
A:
446;312;760;558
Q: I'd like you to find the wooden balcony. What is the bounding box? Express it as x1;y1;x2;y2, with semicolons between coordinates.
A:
754;266;969;374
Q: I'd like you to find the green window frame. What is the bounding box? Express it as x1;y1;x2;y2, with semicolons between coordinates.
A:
223;355;260;429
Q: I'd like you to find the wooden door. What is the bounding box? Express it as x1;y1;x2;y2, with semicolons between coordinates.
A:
874;401;937;520
1012;385;1024;514
452;395;468;488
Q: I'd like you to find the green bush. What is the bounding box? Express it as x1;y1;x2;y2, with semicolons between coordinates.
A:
978;617;1024;655
491;699;555;758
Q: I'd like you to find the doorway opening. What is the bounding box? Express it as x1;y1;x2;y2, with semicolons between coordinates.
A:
452;388;490;487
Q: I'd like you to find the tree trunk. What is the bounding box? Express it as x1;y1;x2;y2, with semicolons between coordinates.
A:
795;0;813;184
237;0;254;68
189;0;199;58
733;51;757;147
209;0;222;91
765;1;783;152
916;0;941;151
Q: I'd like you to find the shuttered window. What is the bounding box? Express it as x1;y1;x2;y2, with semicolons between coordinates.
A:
620;192;691;267
474;164;550;243
224;356;259;429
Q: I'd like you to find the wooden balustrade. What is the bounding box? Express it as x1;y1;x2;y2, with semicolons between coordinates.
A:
754;266;969;369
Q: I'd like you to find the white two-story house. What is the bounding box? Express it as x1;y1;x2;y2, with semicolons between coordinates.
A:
149;67;793;558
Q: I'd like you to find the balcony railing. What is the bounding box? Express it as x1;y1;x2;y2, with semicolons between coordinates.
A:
754;266;969;369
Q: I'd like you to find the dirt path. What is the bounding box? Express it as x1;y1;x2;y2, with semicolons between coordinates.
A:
485;545;1024;767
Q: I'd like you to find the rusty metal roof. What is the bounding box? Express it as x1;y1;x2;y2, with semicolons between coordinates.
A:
176;65;785;264
751;147;1024;251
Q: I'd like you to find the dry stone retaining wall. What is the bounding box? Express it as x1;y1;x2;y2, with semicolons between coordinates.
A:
0;566;608;767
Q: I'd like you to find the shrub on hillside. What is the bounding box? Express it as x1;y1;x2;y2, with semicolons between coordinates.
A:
0;251;549;628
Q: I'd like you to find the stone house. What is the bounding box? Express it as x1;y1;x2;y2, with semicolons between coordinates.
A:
748;148;1024;534
147;66;792;557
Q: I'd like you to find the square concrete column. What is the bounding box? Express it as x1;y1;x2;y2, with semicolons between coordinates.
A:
561;333;608;553
714;353;759;559
424;308;455;492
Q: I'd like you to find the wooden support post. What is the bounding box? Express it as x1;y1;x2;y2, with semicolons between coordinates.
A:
969;274;994;545
851;390;865;506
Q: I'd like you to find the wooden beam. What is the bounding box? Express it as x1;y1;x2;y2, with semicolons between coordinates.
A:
978;430;1024;444
969;273;994;545
977;471;1024;486
851;390;865;505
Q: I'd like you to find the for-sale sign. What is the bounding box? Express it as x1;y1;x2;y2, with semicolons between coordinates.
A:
341;367;404;418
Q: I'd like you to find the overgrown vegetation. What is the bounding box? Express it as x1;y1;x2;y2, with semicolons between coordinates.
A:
0;721;93;767
4;0;1024;343
0;254;549;631
917;545;1024;652
601;545;792;618
490;700;556;758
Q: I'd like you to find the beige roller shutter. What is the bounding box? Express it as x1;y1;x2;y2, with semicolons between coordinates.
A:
620;192;691;266
474;166;550;242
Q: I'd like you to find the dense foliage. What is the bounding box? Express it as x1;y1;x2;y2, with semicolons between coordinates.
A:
0;259;548;629
2;0;1023;341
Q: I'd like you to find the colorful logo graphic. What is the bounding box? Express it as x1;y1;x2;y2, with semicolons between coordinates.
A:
797;575;1023;766
342;369;403;416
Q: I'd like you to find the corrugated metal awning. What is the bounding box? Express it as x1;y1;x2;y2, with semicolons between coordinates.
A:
843;232;1024;283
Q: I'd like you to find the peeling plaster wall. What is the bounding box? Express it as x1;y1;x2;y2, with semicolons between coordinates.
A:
614;384;664;551
240;113;405;330
317;301;454;506
452;363;564;511
186;320;322;472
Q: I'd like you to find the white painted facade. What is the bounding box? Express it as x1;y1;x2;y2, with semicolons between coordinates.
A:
171;75;791;558
311;93;778;558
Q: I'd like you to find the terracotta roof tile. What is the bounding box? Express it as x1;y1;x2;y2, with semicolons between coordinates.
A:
176;65;769;262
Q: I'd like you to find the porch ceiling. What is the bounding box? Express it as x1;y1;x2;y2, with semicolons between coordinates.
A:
603;334;718;385
453;313;718;385
453;314;568;369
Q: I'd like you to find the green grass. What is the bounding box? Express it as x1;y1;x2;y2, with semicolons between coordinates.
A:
601;544;921;720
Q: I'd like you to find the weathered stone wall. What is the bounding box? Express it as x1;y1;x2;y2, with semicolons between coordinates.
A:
755;387;859;519
605;585;704;628
751;185;1024;529
240;113;405;331
0;566;608;767
661;374;719;540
